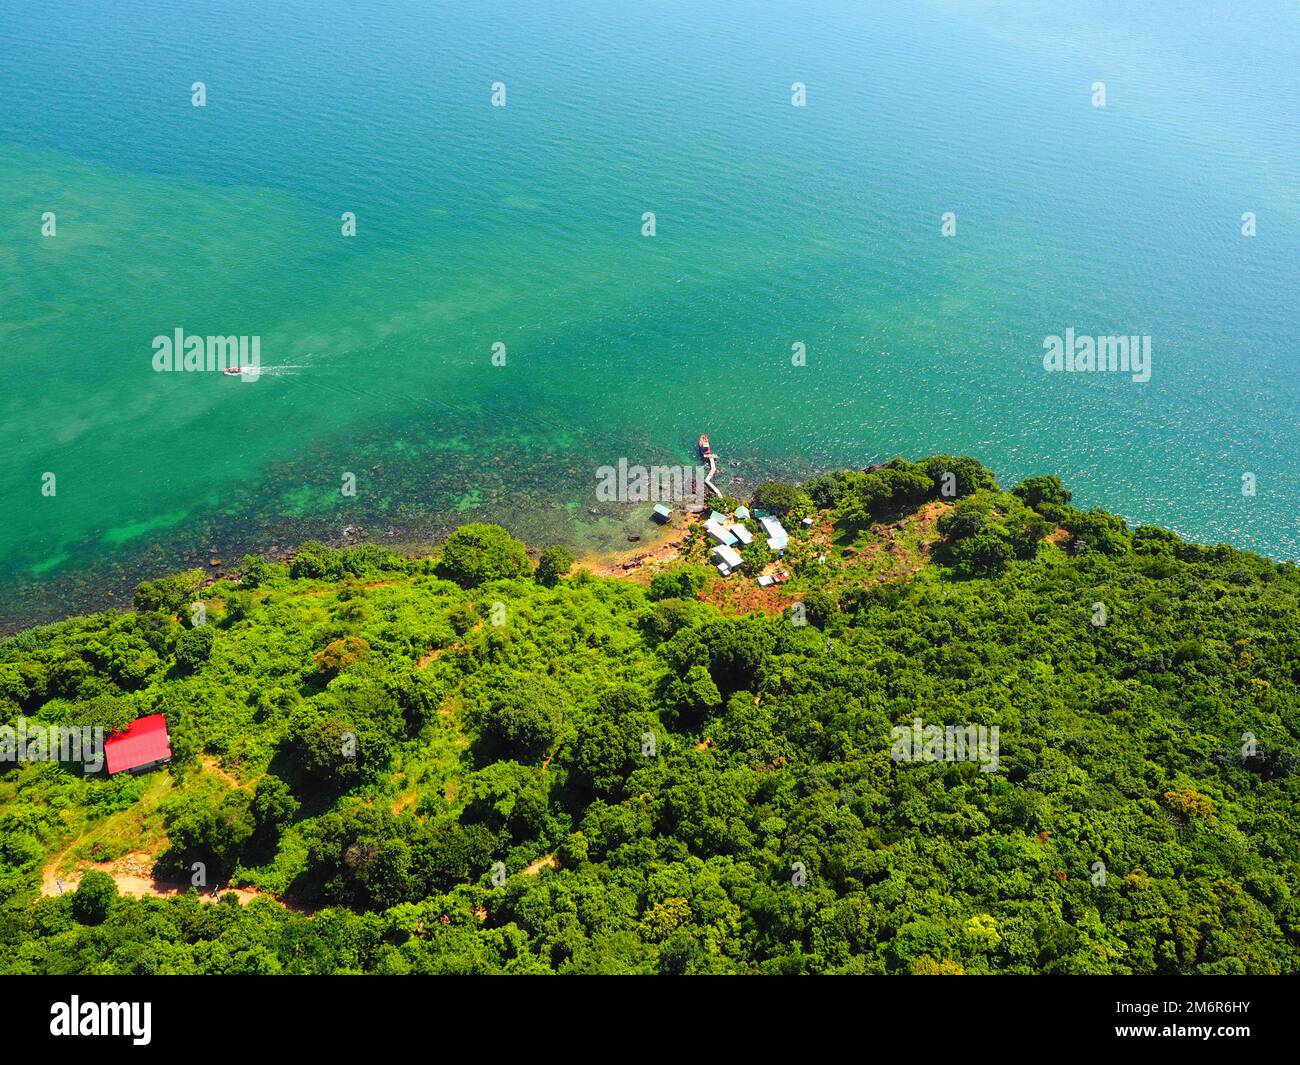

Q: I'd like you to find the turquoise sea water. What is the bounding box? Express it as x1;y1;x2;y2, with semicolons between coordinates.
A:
2;0;1297;629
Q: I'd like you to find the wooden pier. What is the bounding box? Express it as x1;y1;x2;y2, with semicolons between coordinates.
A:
698;434;720;498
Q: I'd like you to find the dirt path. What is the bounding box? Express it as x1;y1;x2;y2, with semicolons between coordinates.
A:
200;755;254;790
42;849;304;910
301;579;404;598
522;853;559;876
41;836;90;898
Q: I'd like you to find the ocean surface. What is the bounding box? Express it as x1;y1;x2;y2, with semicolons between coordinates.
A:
2;0;1297;631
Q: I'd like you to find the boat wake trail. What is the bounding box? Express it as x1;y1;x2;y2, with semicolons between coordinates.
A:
225;364;308;379
253;364;307;376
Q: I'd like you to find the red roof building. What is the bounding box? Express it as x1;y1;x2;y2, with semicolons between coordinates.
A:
104;714;172;775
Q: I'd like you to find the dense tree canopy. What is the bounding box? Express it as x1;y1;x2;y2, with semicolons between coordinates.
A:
1;458;1297;975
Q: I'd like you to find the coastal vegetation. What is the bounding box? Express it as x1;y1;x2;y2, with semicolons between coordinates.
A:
1;456;1297;974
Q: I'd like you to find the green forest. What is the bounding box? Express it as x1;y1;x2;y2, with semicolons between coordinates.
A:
2;456;1297;974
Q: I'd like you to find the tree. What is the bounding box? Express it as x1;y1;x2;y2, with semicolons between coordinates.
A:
700;619;774;695
71;871;117;924
1012;475;1073;509
174;626;215;672
1002;506;1053;559
832;461;936;528
251;774;299;841
438;524;530;587
535;545;576;587
296;717;365;789
803;470;852;508
739;537;774;577
448;601;480;635
648;566;711;601
162;785;254;879
643;598;699;639
915;455;999;497
833;474;890;529
476;675;567;762
751;482;811;516
801;590;837;628
1063;508;1131;556
567;718;640;797
223;591;254;624
52;693;136;733
464;760;548;836
293;679;401;791
314;636;370;677
1164;788;1214;820
133;569;205;616
366;836;415;910
938;497;992;540
240;554;271;588
665;664;722;717
951;530;1015;577
290;541;345;580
